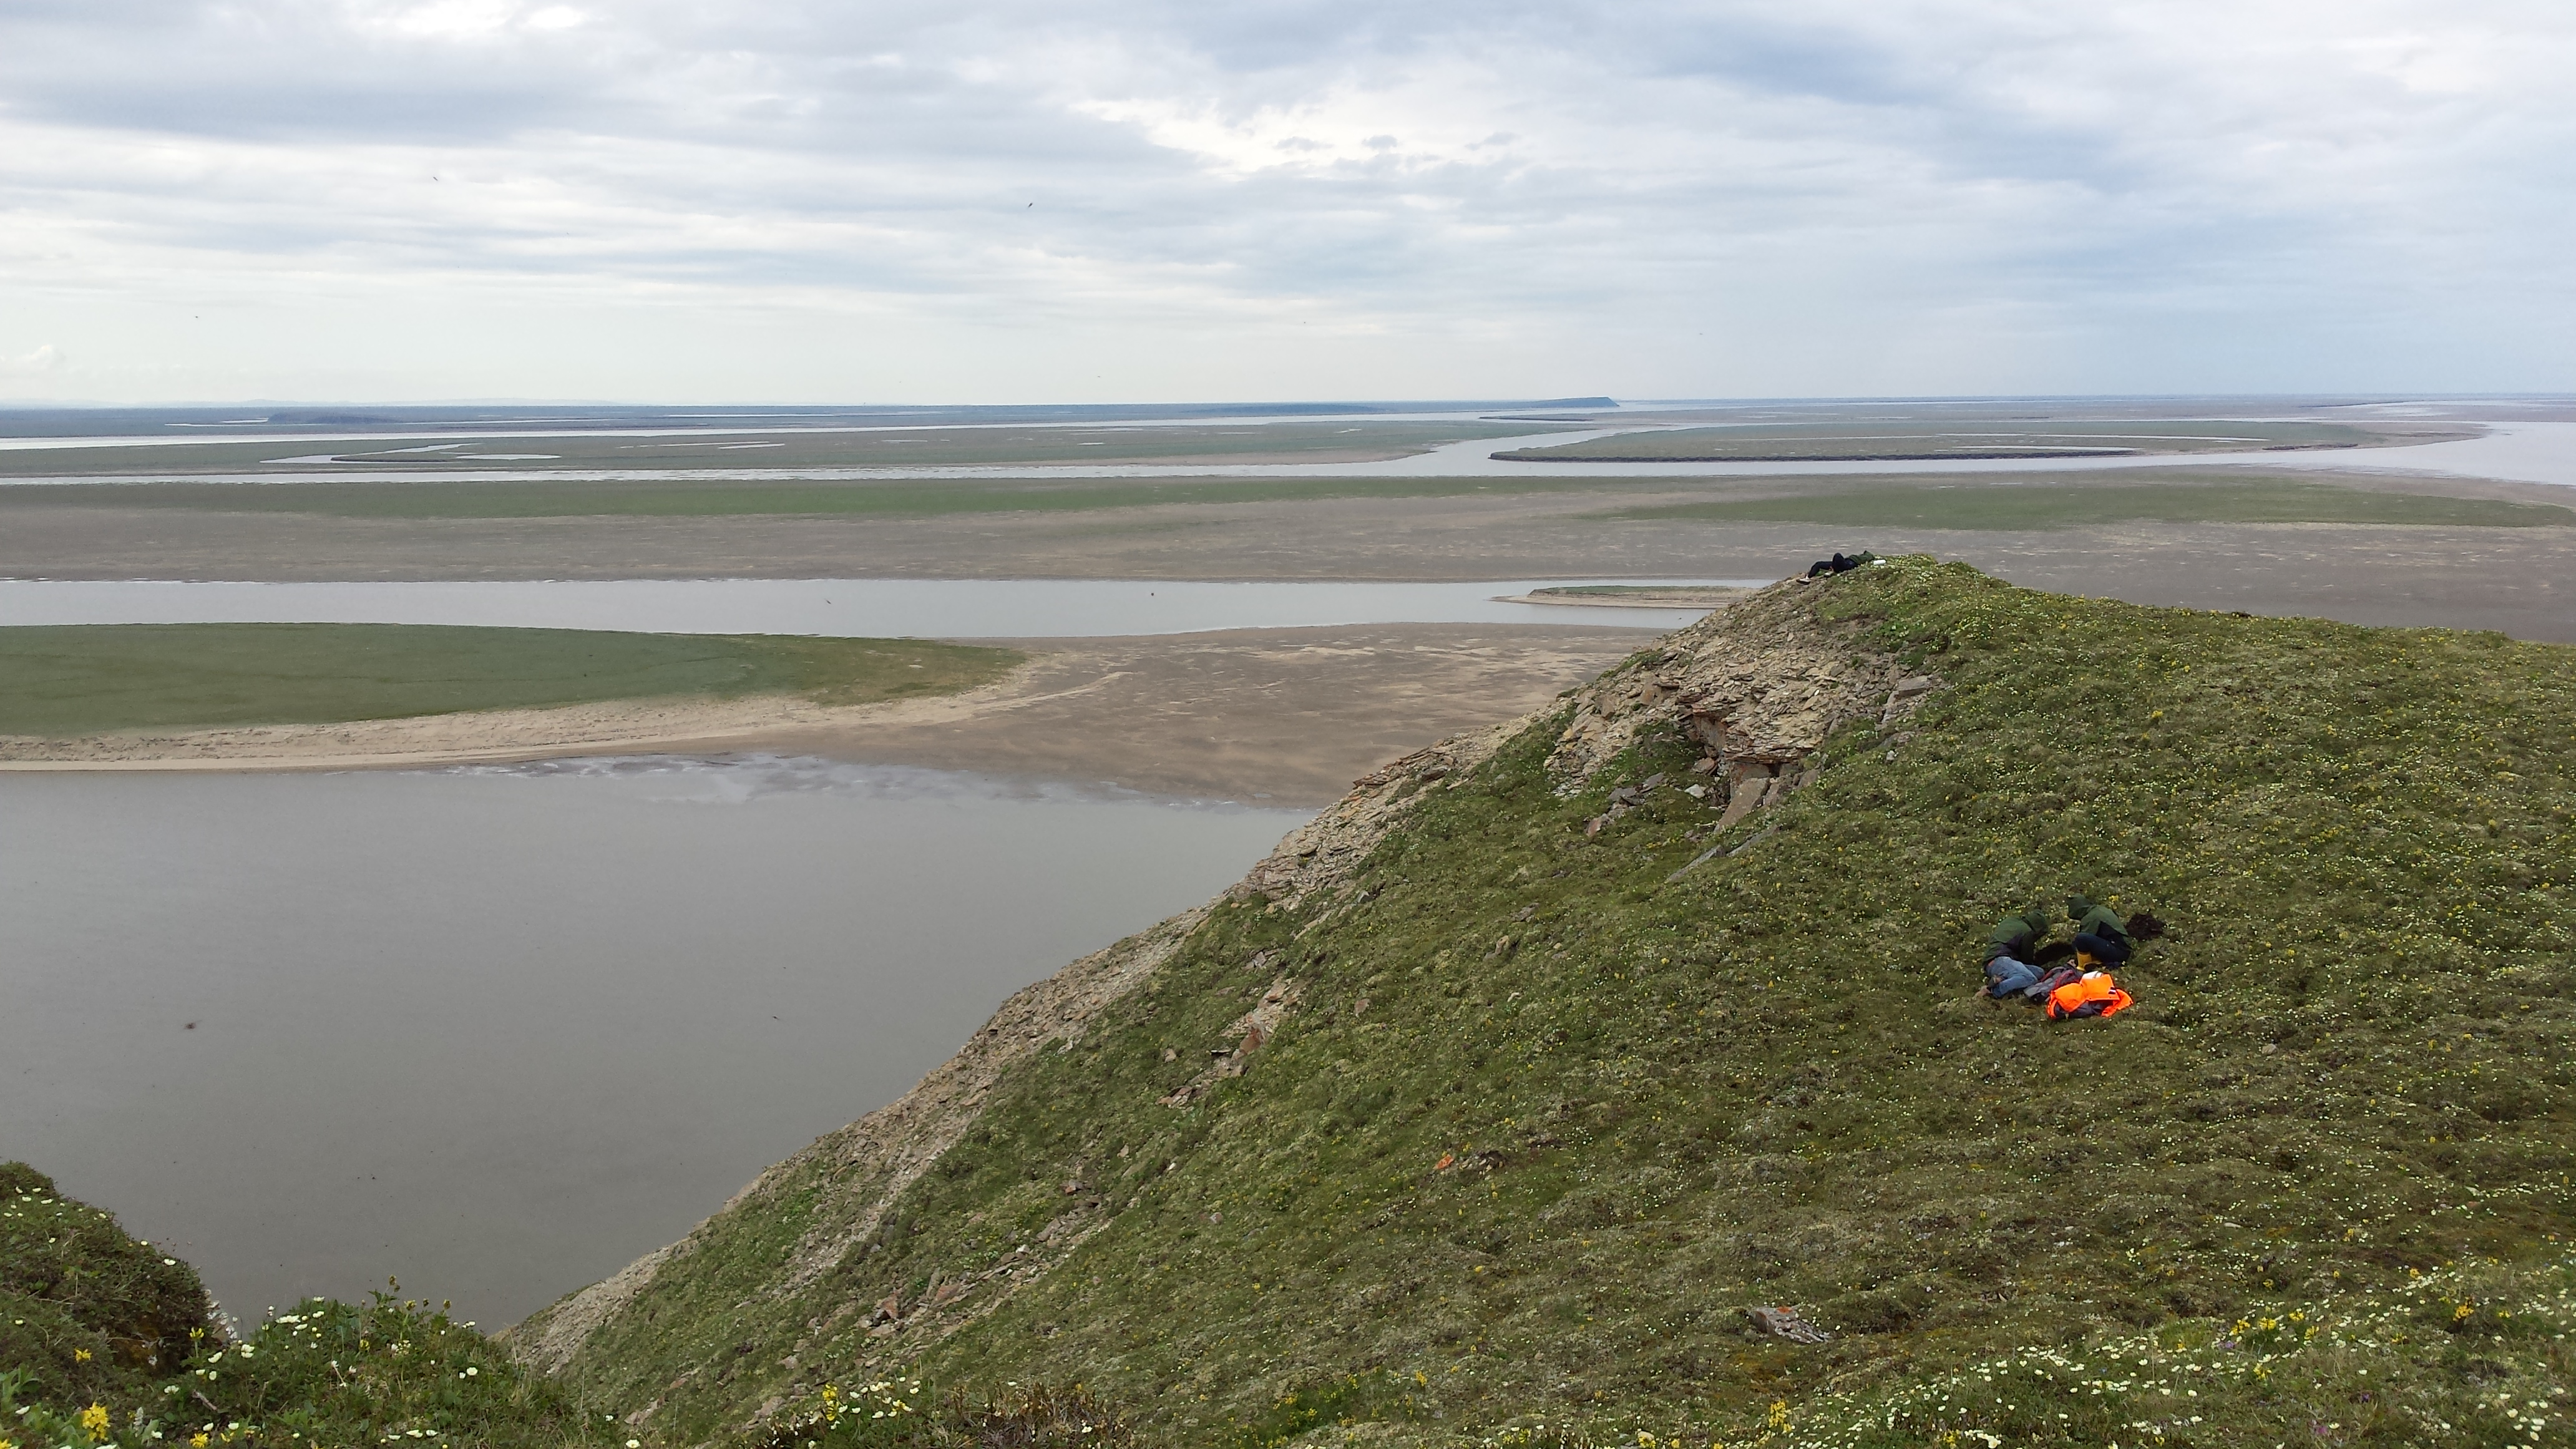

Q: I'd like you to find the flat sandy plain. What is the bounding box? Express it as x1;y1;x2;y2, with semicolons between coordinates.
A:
3;625;1659;803
7;398;2572;800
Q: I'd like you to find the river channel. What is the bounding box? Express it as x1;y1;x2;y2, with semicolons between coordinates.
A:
0;576;1746;635
0;759;1308;1327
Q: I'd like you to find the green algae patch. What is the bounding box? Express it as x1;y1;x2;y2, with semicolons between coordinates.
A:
540;562;2575;1446
0;624;1021;737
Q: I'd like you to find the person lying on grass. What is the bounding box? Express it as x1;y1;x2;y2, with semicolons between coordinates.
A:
1983;901;2057;1000
1985;894;2165;1004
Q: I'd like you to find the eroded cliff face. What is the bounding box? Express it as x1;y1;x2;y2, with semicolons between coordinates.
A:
1548;567;1938;831
509;572;1934;1435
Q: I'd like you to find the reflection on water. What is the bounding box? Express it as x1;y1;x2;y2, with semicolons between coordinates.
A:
0;758;1309;1326
0;576;1750;637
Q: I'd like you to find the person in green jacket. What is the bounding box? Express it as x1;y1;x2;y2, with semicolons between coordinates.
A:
2066;892;2132;967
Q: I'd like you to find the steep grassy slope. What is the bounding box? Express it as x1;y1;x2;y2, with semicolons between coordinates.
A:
534;559;2575;1447
2;1163;627;1447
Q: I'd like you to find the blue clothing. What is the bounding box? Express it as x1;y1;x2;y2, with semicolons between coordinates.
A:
2072;931;2131;967
1986;955;2044;998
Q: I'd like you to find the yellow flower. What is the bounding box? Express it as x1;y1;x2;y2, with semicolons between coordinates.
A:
79;1402;112;1442
72;1347;94;1364
192;1436;210;1448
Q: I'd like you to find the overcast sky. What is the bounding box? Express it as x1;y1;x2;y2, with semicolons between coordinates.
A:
2;0;2569;403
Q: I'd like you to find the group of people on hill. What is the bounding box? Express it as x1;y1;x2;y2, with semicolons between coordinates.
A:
1982;894;2164;1020
1804;550;1880;578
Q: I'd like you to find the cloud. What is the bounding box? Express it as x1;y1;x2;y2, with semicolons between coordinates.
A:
0;344;62;375
0;0;2569;400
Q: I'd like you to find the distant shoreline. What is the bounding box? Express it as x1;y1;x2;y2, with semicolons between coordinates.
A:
1496;586;1755;610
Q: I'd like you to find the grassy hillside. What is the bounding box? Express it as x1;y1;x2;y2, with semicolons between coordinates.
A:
2;1163;629;1448
0;625;1020;736
534;557;2575;1447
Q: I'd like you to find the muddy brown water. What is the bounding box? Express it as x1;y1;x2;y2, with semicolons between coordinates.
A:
0;758;1308;1327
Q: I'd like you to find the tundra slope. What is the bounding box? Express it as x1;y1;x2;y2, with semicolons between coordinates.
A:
522;559;2575;1447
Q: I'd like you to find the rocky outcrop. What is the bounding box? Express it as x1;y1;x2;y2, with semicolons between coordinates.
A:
1230;717;1530;910
1550;568;1938;826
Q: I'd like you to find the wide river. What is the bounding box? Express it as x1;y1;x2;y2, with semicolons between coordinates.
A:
0;577;1737;635
0;758;1308;1327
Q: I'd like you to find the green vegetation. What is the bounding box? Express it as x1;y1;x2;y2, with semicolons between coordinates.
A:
546;560;2574;1447
1597;477;2576;530
0;625;1021;736
2;1163;633;1447
2;1162;212;1412
1498;420;2386;462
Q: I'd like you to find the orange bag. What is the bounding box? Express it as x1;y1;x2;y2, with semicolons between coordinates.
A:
2046;970;2133;1021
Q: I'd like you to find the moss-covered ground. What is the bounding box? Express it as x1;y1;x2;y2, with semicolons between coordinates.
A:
547;560;2574;1447
0;625;1020;736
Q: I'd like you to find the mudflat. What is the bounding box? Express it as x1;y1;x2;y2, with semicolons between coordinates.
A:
9;467;2571;639
4;623;1664;804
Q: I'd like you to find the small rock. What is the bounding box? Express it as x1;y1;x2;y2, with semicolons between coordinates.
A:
1689;756;1718;774
1683;784;1708;800
1641;773;1666;789
1745;1305;1830;1343
1161;1047;1178;1062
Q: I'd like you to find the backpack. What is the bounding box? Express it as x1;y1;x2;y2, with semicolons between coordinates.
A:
2046;971;2134;1021
2021;964;2084;1000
